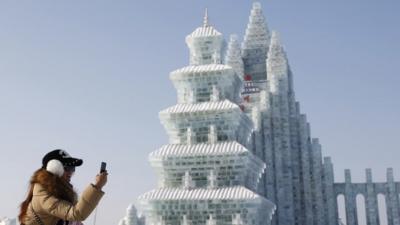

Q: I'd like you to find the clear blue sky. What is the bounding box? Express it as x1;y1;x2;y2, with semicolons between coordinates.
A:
0;1;399;225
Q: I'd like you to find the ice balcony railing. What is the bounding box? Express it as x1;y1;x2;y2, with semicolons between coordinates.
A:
159;100;254;146
186;35;223;66
137;186;276;225
167;123;253;147
140;206;273;225
138;179;276;224
175;85;242;107
148;141;266;190
170;64;242;104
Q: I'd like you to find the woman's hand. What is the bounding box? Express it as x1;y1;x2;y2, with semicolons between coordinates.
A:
94;170;108;190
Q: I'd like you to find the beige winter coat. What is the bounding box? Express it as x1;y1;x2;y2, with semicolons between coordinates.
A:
23;183;104;225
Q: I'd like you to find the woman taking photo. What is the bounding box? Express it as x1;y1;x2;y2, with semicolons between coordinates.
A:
19;149;108;225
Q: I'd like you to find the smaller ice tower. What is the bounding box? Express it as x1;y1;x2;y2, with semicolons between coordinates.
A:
186;9;224;66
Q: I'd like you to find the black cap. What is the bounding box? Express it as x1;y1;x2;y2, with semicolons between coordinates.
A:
42;149;83;168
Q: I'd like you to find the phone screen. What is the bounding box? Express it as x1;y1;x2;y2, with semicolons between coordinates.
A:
100;162;107;172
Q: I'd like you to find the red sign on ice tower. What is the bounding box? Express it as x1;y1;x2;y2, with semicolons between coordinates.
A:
244;74;252;81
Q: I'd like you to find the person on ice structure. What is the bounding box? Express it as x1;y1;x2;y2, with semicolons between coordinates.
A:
18;149;108;225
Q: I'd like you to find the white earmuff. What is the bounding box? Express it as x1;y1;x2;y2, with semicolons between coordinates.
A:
46;159;64;177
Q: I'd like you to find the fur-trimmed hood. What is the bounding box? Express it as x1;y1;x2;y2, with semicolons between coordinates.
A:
31;168;77;203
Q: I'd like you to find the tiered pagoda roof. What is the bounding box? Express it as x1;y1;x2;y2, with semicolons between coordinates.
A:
160;100;239;114
170;64;232;78
150;141;249;157
139;186;265;201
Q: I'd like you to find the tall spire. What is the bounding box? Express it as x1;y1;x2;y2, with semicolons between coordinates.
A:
242;2;271;82
242;2;270;49
267;31;288;74
267;31;290;93
225;34;244;79
203;8;209;27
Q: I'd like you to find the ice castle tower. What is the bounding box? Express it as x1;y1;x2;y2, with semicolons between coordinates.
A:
138;9;276;225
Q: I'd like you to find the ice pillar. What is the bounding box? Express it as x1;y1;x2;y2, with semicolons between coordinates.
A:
386;168;400;225
344;169;358;225
365;169;379;225
323;157;337;225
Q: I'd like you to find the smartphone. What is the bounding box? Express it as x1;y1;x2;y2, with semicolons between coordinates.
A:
100;162;107;173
